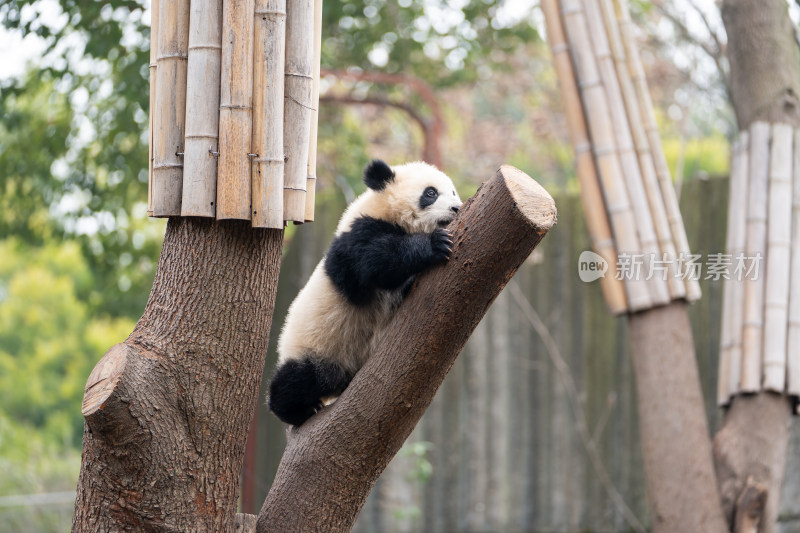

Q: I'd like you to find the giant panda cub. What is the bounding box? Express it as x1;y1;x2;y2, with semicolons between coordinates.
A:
268;159;463;426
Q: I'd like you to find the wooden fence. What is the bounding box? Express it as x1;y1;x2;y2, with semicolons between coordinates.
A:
249;176;800;532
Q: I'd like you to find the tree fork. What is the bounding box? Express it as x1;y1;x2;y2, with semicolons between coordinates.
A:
73;218;283;532
256;165;556;533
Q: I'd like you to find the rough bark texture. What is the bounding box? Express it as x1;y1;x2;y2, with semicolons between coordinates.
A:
717;1;800;531
629;302;729;533
714;394;792;533
72;218;283;532
255;166;556;533
721;0;800;128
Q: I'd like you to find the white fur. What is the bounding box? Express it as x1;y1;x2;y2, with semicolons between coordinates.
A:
277;161;462;375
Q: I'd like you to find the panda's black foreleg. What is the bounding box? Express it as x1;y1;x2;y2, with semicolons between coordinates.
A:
325;216;453;305
268;357;353;426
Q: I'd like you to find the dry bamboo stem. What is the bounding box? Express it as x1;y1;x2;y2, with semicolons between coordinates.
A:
762;123;793;392
583;0;668;306
152;0;191;216
740;121;771;392
251;0;286;228
282;0;314;223
542;0;627;314
217;0;255;220
148;0;160;216
718;133;750;405
600;0;684;300
561;0;652;311
304;0;323;223
616;0;702;303
181;0;223;217
788;128;800;395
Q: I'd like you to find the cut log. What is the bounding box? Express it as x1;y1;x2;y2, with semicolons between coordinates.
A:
256;166;556;533
181;0;223;217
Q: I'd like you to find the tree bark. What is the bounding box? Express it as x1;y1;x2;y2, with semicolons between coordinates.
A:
72;218;283;532
717;1;800;531
256;165;556;532
629;302;729;533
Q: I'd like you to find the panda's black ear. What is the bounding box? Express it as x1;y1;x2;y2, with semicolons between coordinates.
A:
363;159;395;191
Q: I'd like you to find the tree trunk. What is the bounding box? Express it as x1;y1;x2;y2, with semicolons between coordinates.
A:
72;218;283;532
716;1;800;531
256;165;556;532
629;302;729;533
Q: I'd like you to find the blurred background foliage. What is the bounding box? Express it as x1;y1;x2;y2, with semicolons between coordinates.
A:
0;0;731;530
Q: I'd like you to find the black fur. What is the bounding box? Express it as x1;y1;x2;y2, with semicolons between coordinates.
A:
363;159;395;191
268;356;354;426
324;216;452;305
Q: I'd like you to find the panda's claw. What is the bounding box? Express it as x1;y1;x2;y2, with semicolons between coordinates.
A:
431;228;454;263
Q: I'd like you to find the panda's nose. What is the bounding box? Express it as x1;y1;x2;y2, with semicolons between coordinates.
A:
451;205;460;213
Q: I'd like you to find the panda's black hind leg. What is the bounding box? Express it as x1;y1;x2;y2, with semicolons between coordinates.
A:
268;357;353;426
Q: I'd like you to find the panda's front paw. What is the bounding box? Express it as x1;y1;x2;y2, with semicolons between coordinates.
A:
430;228;453;263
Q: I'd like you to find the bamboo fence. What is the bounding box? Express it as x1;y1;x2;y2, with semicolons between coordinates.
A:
718;123;800;405
147;0;322;227
544;0;701;315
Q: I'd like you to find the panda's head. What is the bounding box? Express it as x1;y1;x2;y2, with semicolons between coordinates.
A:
361;159;463;233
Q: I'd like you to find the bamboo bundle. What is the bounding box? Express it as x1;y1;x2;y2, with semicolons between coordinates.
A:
541;0;627;315
216;0;256;220
152;0;191;216
251;0;286;228
717;134;749;405
304;0;323;223
740;121;771;392
789;129;800;395
615;0;701;302
148;0;160;217
560;0;652;311
282;0;315;223
181;0;223;217
599;0;685;300
582;0;669;306
762;123;793;391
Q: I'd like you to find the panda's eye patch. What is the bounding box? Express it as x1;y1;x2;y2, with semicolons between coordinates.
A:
419;186;439;208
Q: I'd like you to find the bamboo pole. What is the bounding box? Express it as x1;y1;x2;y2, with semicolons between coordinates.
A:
282;0;314;223
718;133;749;404
762;123;793;392
583;0;669;306
251;0;286;228
599;0;685;300
542;0;627;314
740;121;771;392
304;0;323;223
616;0;702;303
148;0;160;217
788;128;800;395
152;0;191;216
181;0;223;217
217;0;256;220
561;0;652;312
